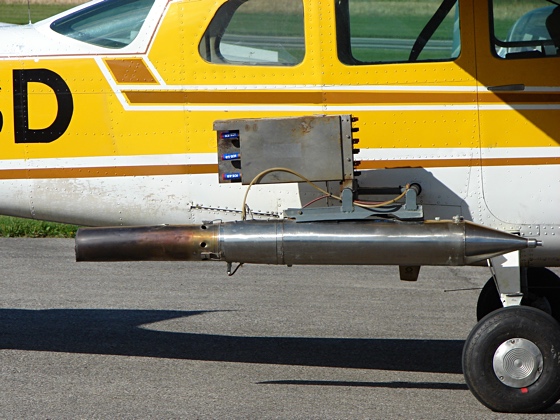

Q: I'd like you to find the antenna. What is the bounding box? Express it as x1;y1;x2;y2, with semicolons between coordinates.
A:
547;0;560;6
27;0;31;24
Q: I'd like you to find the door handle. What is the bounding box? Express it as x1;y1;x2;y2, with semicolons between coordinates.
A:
487;84;525;92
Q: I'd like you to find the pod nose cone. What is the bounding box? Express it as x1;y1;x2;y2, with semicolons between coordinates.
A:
464;221;541;262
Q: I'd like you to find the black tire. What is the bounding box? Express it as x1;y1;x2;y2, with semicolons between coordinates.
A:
463;306;560;413
476;278;503;321
476;268;560;322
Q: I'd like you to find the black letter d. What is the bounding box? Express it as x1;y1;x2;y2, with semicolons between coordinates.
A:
13;69;73;143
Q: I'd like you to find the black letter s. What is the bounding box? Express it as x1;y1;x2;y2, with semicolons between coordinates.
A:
13;69;73;143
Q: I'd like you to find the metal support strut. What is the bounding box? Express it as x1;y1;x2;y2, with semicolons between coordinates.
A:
489;251;524;307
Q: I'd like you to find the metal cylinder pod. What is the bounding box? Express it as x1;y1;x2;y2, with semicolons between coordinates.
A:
76;219;538;267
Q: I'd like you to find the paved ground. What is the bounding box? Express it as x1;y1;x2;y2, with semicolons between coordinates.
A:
1;238;559;419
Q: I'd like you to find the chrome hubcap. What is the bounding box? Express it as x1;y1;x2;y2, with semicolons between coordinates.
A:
493;337;543;388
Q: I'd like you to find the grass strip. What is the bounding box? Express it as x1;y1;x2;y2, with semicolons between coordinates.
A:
0;2;75;24
0;216;78;238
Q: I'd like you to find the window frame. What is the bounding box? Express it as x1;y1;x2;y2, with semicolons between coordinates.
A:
198;0;306;67
50;0;156;49
489;1;558;60
335;0;461;66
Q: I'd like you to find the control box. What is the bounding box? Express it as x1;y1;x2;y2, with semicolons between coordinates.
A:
214;115;358;185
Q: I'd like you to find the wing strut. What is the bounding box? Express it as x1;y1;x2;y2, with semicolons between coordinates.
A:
408;0;457;62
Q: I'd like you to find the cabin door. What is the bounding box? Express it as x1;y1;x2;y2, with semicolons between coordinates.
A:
475;0;560;226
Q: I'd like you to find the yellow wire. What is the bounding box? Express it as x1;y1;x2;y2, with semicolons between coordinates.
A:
241;168;410;220
353;184;410;209
241;168;340;220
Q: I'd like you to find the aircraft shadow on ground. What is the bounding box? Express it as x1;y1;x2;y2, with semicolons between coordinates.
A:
8;307;560;411
0;308;464;376
259;380;468;391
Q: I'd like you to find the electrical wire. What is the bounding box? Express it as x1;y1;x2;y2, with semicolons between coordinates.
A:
241;167;410;220
302;195;330;208
241;167;342;220
227;263;244;276
353;185;410;209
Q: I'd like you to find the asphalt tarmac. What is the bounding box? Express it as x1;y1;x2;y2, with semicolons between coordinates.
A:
1;238;559;419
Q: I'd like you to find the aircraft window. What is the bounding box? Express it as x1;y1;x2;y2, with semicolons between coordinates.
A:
50;0;155;49
335;0;461;65
491;1;559;59
199;0;305;66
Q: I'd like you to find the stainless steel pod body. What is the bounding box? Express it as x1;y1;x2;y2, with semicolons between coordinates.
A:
219;220;463;265
76;220;537;266
219;220;535;266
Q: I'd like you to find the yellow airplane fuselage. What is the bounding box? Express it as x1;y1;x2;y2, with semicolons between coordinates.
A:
0;0;558;265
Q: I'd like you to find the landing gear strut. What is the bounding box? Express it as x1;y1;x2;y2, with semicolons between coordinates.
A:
477;267;560;322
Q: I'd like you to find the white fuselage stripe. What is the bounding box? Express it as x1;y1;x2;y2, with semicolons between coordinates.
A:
0;147;558;170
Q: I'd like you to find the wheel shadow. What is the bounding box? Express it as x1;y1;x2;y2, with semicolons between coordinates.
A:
0;308;464;374
546;404;560;414
259;380;469;391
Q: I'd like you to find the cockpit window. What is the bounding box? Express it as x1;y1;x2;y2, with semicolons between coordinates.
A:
50;0;155;49
335;0;461;65
491;1;559;59
199;0;305;66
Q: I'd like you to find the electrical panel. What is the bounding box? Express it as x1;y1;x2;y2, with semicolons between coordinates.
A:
214;115;359;185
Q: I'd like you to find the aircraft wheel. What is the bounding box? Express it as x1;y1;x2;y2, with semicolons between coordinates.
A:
477;268;560;322
463;306;560;412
